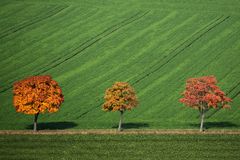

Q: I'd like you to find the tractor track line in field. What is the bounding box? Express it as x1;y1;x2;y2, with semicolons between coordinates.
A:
232;90;240;99
131;15;230;86
76;102;102;119
205;81;240;119
0;5;68;39
131;15;230;85
0;6;68;93
0;11;150;93
0;4;33;21
206;108;221;119
0;5;67;37
0;8;98;88
135;16;231;121
36;11;150;74
227;81;240;96
40;10;143;67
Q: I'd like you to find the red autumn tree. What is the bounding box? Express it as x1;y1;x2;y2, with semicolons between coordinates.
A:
13;75;64;131
103;82;138;131
179;75;232;131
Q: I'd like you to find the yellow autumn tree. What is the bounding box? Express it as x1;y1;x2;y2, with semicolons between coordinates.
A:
13;75;64;131
103;82;138;131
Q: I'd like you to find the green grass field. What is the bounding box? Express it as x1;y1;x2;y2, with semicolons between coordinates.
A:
0;134;239;160
0;0;240;130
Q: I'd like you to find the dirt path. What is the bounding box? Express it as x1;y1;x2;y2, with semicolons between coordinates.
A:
0;129;240;135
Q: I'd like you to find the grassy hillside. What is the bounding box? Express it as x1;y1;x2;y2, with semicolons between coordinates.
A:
1;134;240;160
0;0;240;130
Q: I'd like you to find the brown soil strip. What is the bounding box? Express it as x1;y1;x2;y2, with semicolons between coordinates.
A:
0;129;240;135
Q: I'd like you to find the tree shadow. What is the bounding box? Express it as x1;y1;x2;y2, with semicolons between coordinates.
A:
189;121;239;129
112;122;149;129
26;121;78;130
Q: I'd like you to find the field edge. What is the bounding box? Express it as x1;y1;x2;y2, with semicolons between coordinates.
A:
1;129;240;135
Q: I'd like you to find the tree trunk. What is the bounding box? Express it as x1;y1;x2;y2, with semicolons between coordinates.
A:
200;111;205;132
33;113;39;132
118;111;124;131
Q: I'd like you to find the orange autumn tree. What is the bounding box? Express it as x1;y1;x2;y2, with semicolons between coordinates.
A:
103;82;138;131
179;75;232;132
13;75;64;131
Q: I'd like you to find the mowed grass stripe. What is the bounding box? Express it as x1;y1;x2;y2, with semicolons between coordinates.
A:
0;3;34;26
206;51;240;100
139;20;240;121
29;9;141;71
130;15;230;86
0;4;70;68
36;11;150;75
0;7;96;72
0;0;239;129
0;4;68;39
0;3;38;29
60;14;220;120
171;17;237;81
187;27;240;89
0;9;152;121
133;15;230;96
193;20;240;79
139;35;239;121
195;32;240;84
61;13;205;119
58;11;178;93
52;11;180;118
155;14;216;54
0;7;96;91
117;15;219;83
0;9;141;75
53;14;233;121
0;6;94;64
139;41;240;121
0;9;141;92
127;15;236;119
116;0;240;15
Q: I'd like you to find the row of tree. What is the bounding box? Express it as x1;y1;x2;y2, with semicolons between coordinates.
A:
12;75;232;132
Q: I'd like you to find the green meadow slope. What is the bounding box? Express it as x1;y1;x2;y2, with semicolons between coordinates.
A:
0;0;239;130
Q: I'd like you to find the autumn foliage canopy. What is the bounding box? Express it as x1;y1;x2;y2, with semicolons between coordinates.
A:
179;75;231;110
13;75;64;115
103;82;138;112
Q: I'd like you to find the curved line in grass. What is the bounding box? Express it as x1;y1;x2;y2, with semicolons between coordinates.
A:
36;11;150;75
58;11;177;90
0;8;99;92
66;12;205;98
54;15;233;119
0;3;33;24
0;10;149;93
130;15;230;86
0;8;99;77
0;5;68;39
0;7;97;64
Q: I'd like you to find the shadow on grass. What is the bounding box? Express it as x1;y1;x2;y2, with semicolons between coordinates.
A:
26;122;78;130
112;122;149;129
189;121;239;129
